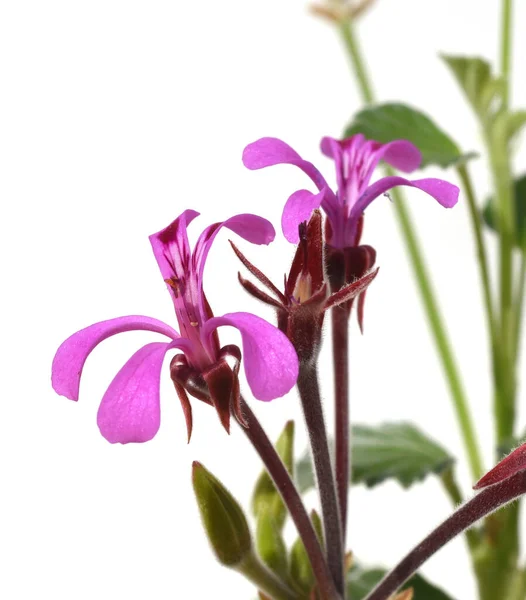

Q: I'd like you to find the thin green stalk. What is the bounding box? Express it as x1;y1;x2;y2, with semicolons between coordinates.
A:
338;20;374;104
486;135;516;443
501;0;513;110
337;18;483;479
512;244;526;361
456;164;498;348
236;551;299;600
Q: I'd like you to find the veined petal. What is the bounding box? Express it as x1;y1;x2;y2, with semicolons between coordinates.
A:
97;341;180;444
242;137;329;192
374;140;422;173
149;209;200;281
52;316;183;401
281;189;327;243
354;175;460;215
193;214;275;279
202;312;299;401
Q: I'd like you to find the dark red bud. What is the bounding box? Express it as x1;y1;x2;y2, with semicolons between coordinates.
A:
474;442;526;490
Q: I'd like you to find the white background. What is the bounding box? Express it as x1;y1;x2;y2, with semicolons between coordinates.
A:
1;0;526;598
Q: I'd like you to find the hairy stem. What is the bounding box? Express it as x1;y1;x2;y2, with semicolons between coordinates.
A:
296;365;346;597
236;551;299;600
239;398;341;600
332;307;350;543
364;471;526;600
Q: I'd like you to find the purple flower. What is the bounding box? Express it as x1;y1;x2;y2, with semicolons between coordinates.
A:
52;210;299;444
242;134;459;247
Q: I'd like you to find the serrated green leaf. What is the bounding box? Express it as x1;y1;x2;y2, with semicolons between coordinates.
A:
352;423;454;487
252;421;294;530
483;174;526;247
344;103;466;169
296;423;454;492
441;55;503;120
255;510;289;581
348;565;455;600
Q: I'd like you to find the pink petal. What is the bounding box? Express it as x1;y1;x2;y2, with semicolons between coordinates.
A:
202;312;299;401
375;140;422;173
354;175;459;215
281;189;327;243
193;214;275;279
149;209;200;281
242;137;329;191
52;316;182;401
97;341;178;444
474;443;526;490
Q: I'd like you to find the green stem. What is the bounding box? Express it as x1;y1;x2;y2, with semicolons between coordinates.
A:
236;551;299;600
392;190;484;479
337;19;483;480
338;20;374;104
456;164;498;349
501;0;513;110
512;244;526;362
486;137;516;443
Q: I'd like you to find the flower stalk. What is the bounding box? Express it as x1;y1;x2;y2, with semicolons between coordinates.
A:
364;469;526;600
296;363;346;597
239;397;342;600
331;306;350;541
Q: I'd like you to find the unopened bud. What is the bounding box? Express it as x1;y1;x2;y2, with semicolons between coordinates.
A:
192;461;252;566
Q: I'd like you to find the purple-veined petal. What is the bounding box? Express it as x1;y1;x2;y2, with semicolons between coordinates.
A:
374;140;422;173
52;316;184;401
97;340;180;444
354;175;460;216
243;137;329;192
202;312;299;401
282;189;327;243
149;209;200;281
193;213;275;278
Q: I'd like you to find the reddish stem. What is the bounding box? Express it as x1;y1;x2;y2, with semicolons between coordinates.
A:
239;398;342;600
332;306;350;542
364;471;526;600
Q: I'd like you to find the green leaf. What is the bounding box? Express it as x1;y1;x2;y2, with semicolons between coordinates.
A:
296;423;454;492
344;103;467;169
255;510;289;581
347;565;456;600
483;174;526;247
441;55;504;120
252;421;294;530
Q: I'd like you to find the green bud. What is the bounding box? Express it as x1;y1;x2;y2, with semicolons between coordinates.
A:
252;421;295;530
192;461;252;566
256;509;289;581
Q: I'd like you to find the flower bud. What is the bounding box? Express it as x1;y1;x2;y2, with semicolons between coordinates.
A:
192;461;252;566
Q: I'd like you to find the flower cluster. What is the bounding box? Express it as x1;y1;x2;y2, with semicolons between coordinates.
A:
51;133;459;446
